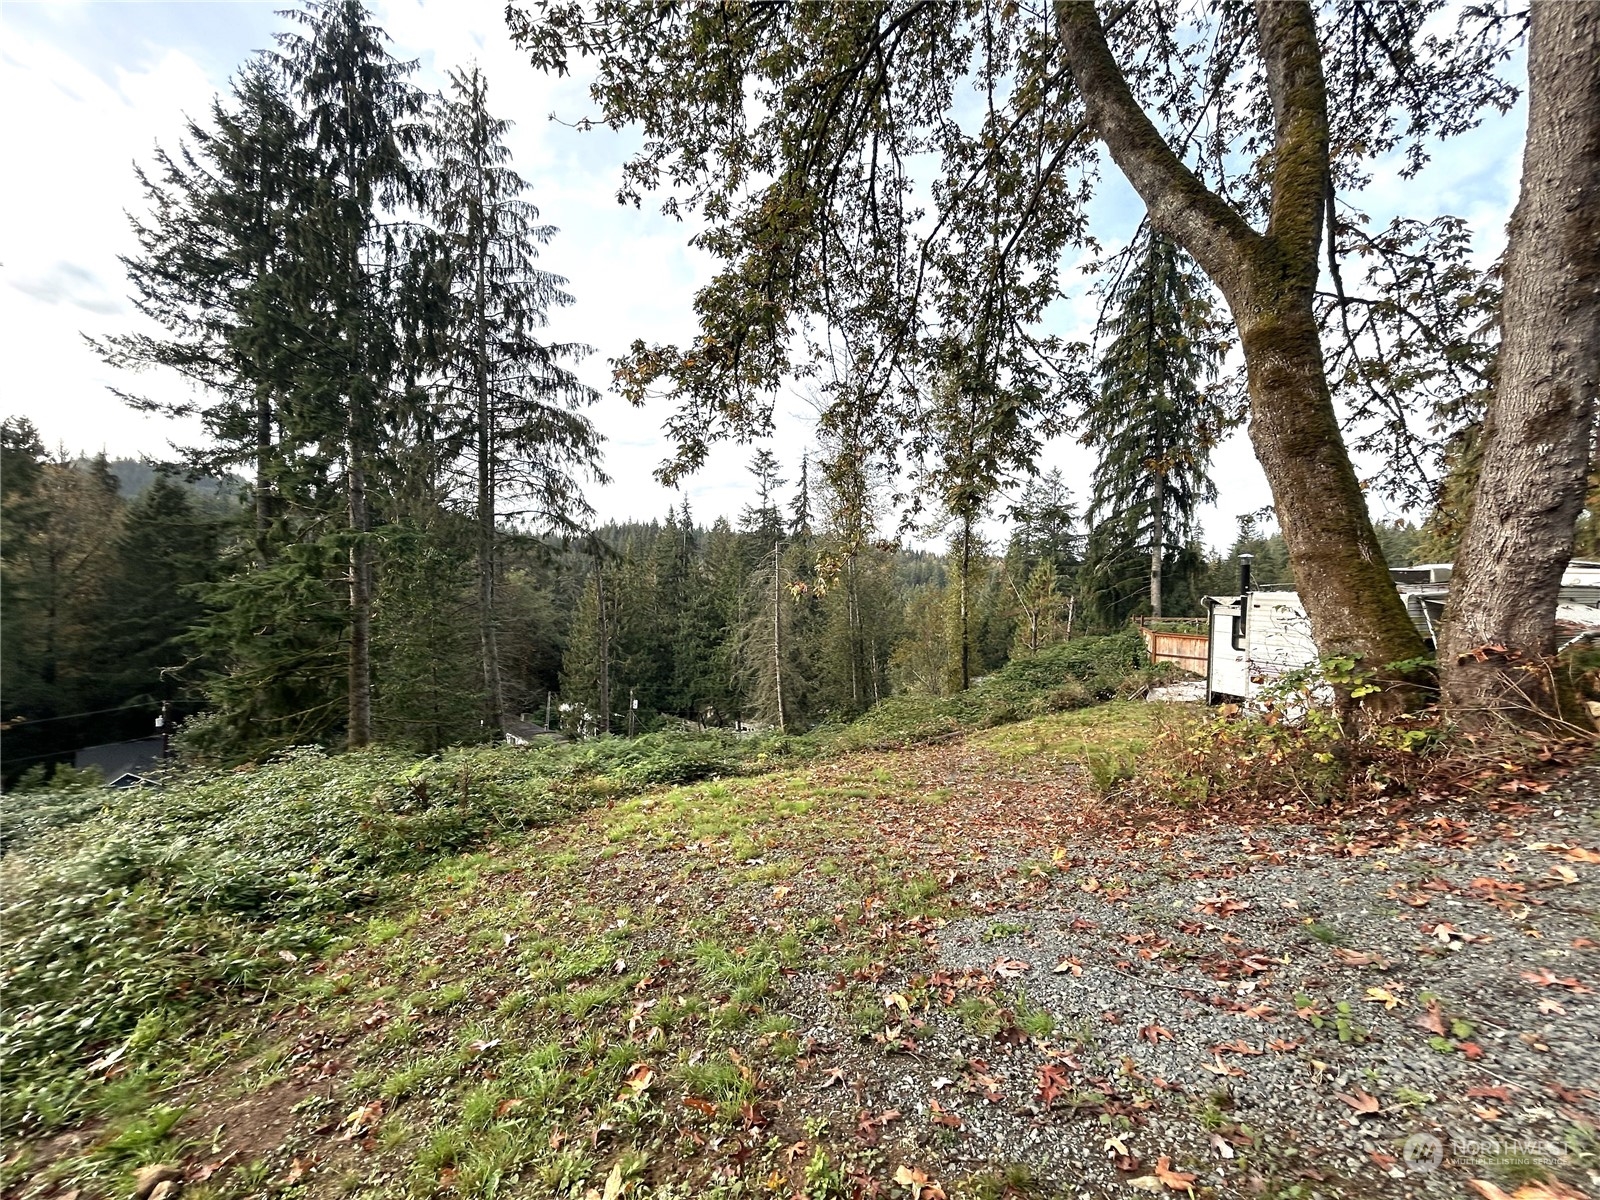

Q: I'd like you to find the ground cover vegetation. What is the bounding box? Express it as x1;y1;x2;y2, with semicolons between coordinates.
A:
3;675;1595;1199
0;638;1154;1172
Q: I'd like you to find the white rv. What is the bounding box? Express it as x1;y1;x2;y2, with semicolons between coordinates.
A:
1202;559;1600;706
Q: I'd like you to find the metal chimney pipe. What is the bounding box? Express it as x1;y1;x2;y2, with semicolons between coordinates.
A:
1239;553;1254;596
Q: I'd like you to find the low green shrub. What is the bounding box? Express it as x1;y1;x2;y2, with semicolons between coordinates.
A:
0;769;108;853
0;744;576;1131
834;632;1148;750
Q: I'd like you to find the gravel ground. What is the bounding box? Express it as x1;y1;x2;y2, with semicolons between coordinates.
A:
792;776;1600;1198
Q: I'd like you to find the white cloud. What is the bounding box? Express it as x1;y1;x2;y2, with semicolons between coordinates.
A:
0;2;1524;553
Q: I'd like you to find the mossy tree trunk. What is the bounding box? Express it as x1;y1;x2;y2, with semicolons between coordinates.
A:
1440;1;1600;730
1058;0;1425;696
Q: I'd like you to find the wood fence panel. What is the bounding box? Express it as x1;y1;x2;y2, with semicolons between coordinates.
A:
1139;628;1208;675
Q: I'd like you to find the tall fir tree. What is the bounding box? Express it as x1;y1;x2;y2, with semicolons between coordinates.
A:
1081;233;1223;618
94;58;319;560
276;0;425;748
426;64;602;734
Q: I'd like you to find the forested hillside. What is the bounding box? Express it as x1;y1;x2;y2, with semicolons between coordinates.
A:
7;415;1327;784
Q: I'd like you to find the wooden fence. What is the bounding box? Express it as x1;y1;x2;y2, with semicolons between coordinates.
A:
1137;624;1208;676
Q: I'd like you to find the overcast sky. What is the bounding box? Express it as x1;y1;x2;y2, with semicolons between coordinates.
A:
0;1;1526;552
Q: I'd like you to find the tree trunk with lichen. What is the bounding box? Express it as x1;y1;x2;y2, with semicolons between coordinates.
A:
1058;0;1425;699
1440;1;1600;730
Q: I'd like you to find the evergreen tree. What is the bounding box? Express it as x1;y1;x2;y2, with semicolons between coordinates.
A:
889;586;950;696
812;389;895;715
1003;470;1080;655
1082;233;1223;617
739;450;786;549
276;0;425;748
93;60;317;562
426;64;602;733
371;521;483;752
788;453;813;539
559;546;615;734
98;479;223;702
701;518;749;724
916;340;1046;690
738;543;809;731
186;541;350;760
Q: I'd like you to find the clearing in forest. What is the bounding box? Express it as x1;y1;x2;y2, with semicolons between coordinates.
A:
5;702;1599;1200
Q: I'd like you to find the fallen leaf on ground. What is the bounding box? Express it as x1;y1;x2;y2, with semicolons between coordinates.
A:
892;1164;947;1199
1331;947;1389;966
1154;1155;1198;1194
621;1063;654;1096
1522;969;1590;992
1336;1089;1380;1116
1415;1001;1447;1036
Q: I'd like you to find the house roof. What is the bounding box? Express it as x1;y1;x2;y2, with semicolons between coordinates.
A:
74;737;163;782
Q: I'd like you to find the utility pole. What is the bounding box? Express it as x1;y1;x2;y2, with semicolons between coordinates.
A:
155;700;172;760
772;543;786;733
628;687;637;738
544;690;553;732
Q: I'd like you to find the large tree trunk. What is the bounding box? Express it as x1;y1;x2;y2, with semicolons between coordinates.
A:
958;513;973;691
1058;1;1425;691
1234;284;1424;676
1441;2;1600;729
1150;469;1165;618
255;388;274;565
772;547;786;732
475;236;507;736
347;447;373;749
596;565;611;734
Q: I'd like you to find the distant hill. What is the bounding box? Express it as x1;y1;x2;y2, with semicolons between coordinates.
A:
76;458;247;508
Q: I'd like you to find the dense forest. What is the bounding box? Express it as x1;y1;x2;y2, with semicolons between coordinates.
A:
5;0;1594;786
4;421;1435;784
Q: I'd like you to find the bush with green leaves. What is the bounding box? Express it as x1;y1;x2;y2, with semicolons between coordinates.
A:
834;632;1148;749
0;767;108;853
0;744;579;1130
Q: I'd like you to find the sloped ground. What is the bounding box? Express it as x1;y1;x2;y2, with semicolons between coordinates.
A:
6;702;1598;1200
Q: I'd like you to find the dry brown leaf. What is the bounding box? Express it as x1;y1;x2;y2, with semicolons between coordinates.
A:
1336;1089;1380;1116
893;1164;948;1199
1154;1155;1198;1194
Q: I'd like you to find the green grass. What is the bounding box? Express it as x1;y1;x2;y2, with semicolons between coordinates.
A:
1;632;1161;1198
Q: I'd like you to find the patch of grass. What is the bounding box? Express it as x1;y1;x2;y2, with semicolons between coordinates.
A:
681;1053;756;1116
985;920;1028;940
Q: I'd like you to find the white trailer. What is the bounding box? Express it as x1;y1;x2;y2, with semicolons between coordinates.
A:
1203;590;1319;704
1203;559;1600;705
